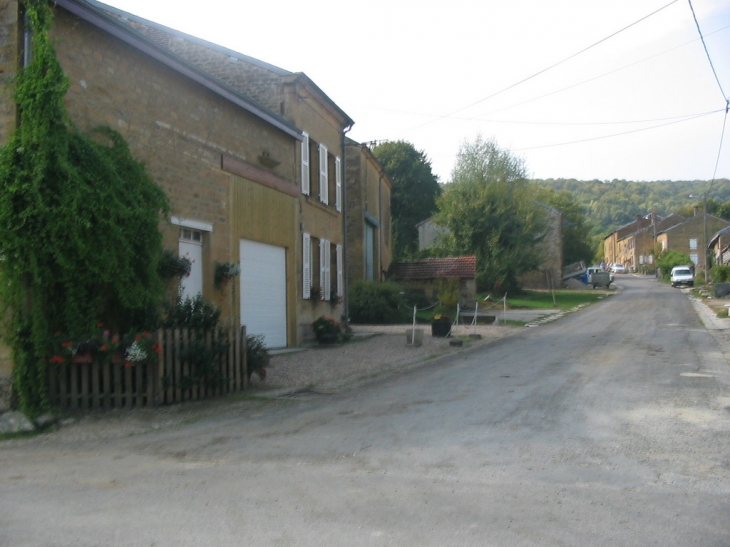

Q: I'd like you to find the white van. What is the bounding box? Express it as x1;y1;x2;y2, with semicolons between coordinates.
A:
670;266;694;288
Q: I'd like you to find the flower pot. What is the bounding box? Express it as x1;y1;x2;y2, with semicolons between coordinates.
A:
316;332;339;345
72;352;93;364
431;321;451;338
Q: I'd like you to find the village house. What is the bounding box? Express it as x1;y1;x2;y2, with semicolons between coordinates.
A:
603;215;654;268
344;138;393;285
613;213;685;272
0;0;361;363
709;225;730;266
655;211;730;275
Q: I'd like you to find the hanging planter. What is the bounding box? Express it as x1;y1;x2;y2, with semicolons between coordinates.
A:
215;261;241;290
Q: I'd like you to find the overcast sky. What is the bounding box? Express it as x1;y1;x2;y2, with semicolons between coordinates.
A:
99;0;730;184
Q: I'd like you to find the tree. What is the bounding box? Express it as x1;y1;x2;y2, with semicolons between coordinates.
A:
435;137;546;293
372;141;440;260
0;1;169;415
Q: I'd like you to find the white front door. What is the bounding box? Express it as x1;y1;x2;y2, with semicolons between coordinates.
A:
240;240;287;348
179;236;203;300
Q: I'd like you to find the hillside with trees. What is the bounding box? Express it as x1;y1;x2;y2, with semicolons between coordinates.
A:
532;178;730;237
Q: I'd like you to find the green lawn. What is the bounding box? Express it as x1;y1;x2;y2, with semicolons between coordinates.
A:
410;289;606;323
482;289;608;310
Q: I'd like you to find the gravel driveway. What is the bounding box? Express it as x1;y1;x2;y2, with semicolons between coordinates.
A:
249;323;521;392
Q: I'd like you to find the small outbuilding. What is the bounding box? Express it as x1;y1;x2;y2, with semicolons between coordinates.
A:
387;256;477;305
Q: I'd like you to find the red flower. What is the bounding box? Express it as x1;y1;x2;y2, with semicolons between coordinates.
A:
100;345;108;352
142;331;151;338
61;341;72;348
48;355;65;364
97;322;104;328
135;335;142;341
112;336;119;344
124;362;132;369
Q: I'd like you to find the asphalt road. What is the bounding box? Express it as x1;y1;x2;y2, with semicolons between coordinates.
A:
2;275;729;546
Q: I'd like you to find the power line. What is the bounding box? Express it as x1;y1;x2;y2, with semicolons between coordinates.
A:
406;0;681;132
512;109;719;151
687;0;728;102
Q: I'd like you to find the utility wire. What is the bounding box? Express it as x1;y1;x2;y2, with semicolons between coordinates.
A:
687;0;728;101
407;0;681;132
513;109;718;151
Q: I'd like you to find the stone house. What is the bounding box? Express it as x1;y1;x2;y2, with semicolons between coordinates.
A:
90;0;354;342
614;213;685;272
709;225;730;266
345;138;393;284
603;215;654;268
0;0;358;360
656;212;730;274
387;256;477;305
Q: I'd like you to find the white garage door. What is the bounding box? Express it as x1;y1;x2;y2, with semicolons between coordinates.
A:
240;240;287;348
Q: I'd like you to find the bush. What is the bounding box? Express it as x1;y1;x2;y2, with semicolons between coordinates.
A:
162;292;221;331
657;250;692;281
711;265;730;283
246;334;270;381
348;281;407;324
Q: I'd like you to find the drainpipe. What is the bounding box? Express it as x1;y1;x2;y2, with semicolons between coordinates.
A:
378;170;385;281
342;125;353;327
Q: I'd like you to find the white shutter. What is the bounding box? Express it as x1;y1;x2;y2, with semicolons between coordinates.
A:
336;244;343;297
335;156;342;212
302;233;311;299
319;144;328;204
320;239;330;300
301;133;310;195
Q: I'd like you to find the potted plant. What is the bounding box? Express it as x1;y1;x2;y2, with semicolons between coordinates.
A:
311;315;341;344
215;261;241;289
431;314;452;337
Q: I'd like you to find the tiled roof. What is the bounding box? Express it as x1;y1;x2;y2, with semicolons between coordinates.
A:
388;256;476;281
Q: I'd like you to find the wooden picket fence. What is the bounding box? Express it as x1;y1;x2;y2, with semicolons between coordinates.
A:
47;327;248;411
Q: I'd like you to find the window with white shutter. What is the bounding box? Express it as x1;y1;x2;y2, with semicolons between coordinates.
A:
302;233;311;299
335;156;342;212
319;144;328;204
336;244;343;297
320;238;330;300
301;133;310;195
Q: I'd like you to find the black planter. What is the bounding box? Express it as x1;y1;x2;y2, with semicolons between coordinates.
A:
431;321;452;338
316;332;339;345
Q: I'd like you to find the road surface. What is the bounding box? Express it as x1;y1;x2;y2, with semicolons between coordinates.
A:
1;275;729;546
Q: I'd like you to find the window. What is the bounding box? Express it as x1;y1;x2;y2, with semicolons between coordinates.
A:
301;132;310;195
319;144;328;204
690;253;699;265
689;238;698;250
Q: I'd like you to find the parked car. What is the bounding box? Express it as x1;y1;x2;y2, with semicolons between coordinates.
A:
611;263;626;274
586;266;613;288
670;266;694;288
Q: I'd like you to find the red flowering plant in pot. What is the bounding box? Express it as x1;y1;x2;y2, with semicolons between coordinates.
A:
311;315;342;344
46;324;161;369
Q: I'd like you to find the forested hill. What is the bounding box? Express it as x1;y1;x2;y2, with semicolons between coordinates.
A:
532;178;730;237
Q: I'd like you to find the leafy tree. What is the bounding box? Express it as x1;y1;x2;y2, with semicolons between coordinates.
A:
372;141;440;260
435;137;546;294
0;1;169;415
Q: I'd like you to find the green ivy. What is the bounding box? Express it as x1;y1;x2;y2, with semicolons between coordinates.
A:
0;2;169;416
